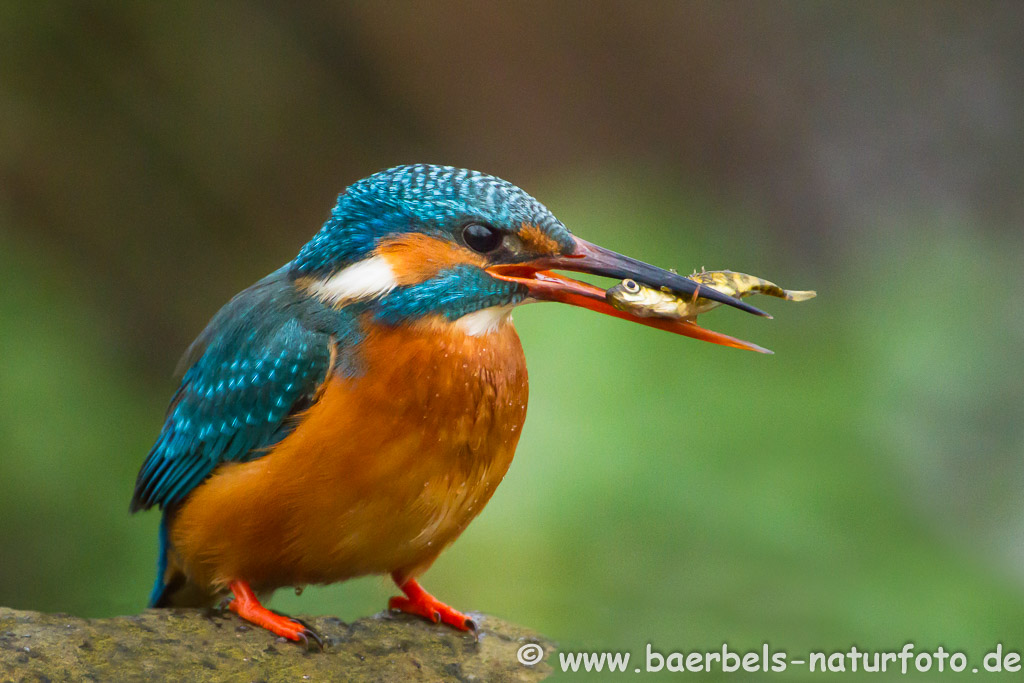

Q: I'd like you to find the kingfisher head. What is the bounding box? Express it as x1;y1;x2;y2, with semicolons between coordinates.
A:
289;164;768;351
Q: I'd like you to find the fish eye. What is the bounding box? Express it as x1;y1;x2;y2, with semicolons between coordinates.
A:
623;279;640;293
462;222;503;253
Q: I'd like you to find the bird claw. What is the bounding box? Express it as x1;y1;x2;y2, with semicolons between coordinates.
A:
292;617;325;651
294;627;324;651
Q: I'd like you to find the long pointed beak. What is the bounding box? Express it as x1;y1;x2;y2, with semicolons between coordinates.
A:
487;236;773;354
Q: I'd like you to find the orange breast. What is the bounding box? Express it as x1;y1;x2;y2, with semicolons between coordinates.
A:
170;315;528;593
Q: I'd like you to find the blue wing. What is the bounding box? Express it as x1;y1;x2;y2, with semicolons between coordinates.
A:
130;268;335;512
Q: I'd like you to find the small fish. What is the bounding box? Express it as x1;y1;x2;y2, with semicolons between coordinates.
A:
606;269;815;320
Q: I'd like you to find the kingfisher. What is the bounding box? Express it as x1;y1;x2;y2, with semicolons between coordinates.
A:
130;164;769;646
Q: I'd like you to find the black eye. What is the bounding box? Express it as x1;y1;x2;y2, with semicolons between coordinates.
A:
623;279;640;293
462;223;503;253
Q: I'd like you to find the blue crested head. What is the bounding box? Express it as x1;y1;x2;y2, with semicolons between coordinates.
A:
288;164;579;328
291;164;574;278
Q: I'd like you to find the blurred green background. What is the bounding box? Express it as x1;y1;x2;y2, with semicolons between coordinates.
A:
2;2;1023;679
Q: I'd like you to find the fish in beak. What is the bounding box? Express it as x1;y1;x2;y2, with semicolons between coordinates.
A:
487;236;774;354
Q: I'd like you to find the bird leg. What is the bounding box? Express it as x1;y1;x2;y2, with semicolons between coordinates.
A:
227;580;323;648
388;575;475;632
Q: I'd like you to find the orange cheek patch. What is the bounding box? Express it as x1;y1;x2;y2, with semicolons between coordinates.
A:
519;224;562;255
376;234;486;285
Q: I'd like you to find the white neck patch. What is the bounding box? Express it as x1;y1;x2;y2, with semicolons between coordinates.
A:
306;256;398;305
456;304;516;336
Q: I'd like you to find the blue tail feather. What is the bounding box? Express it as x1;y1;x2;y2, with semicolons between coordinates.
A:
148;514;171;607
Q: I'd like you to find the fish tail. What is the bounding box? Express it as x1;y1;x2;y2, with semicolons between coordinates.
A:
782;289;817;301
745;281;816;301
689;269;816;302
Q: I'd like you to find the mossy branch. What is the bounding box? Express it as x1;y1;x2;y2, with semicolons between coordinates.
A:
0;607;554;682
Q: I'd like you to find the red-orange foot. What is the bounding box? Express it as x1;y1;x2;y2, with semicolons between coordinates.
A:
228;580;323;649
388;576;476;632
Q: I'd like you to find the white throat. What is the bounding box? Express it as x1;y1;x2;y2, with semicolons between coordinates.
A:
456;304;516;336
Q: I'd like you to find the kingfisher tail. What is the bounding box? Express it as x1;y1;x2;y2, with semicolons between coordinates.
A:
148;514;217;608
